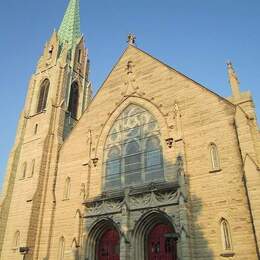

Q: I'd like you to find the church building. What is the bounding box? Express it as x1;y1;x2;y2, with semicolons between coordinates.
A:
0;0;260;259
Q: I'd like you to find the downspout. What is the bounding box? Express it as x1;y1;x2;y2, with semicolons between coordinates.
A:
233;119;260;259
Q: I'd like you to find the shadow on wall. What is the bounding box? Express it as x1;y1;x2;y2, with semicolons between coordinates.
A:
189;193;215;260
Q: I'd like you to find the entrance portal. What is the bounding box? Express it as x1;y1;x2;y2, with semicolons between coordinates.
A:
98;228;120;260
148;224;177;260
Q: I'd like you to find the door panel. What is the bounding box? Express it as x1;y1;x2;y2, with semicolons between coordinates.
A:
148;224;177;260
98;229;120;260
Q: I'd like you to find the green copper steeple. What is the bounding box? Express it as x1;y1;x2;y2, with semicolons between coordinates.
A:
58;0;81;48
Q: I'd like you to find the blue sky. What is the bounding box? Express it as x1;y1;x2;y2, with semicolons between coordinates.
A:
0;0;259;189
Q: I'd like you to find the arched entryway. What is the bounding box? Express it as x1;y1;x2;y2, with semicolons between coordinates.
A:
132;210;178;260
97;228;120;260
85;218;121;260
148;223;177;260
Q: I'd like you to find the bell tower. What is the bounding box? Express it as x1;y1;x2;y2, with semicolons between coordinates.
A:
0;0;91;259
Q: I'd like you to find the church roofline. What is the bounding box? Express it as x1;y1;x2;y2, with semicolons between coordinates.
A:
130;45;235;108
60;44;236;150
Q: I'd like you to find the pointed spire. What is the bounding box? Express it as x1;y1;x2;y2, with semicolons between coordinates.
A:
58;0;81;48
227;61;241;98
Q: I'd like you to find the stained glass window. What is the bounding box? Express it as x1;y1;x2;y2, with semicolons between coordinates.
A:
104;104;164;189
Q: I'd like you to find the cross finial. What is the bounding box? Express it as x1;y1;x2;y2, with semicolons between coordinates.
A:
127;33;136;46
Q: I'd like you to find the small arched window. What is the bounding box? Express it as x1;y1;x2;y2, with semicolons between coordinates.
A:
13;231;20;249
22;162;27;179
58;237;65;260
220;218;232;251
74;210;81;243
68;82;79;119
37;79;50;113
210;143;220;170
63;177;71;200
34;124;38;135
29;159;35;178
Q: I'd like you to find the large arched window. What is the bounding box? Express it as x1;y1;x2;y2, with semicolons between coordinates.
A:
37;79;50;113
104;104;164;190
68;82;79;119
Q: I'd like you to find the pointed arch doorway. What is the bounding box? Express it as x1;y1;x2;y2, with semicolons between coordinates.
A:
97;228;120;260
148;224;177;260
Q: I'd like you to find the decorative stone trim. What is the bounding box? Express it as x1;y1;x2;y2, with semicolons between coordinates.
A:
165;138;174;148
84;182;179;218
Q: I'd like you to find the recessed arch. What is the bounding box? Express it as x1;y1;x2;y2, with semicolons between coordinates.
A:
85;218;121;260
132;210;178;260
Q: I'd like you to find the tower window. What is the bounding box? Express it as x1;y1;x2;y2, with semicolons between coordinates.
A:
68;82;79;119
22;162;27;179
63;177;71;200
77;49;82;63
209;143;220;171
37;79;50;113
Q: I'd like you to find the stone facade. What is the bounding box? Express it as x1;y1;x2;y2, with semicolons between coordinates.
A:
0;1;260;260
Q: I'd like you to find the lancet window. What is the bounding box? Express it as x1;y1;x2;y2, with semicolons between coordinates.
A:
104;104;164;190
68;82;79;119
220;218;232;251
58;237;65;260
210;143;220;170
37;79;50;113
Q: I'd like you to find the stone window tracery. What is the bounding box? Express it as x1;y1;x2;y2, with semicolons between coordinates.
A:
104;104;164;190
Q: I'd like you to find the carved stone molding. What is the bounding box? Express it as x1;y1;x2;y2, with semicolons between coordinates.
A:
85;187;180;218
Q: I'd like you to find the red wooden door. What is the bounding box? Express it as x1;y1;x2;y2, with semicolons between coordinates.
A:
98;229;120;260
148;224;177;260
